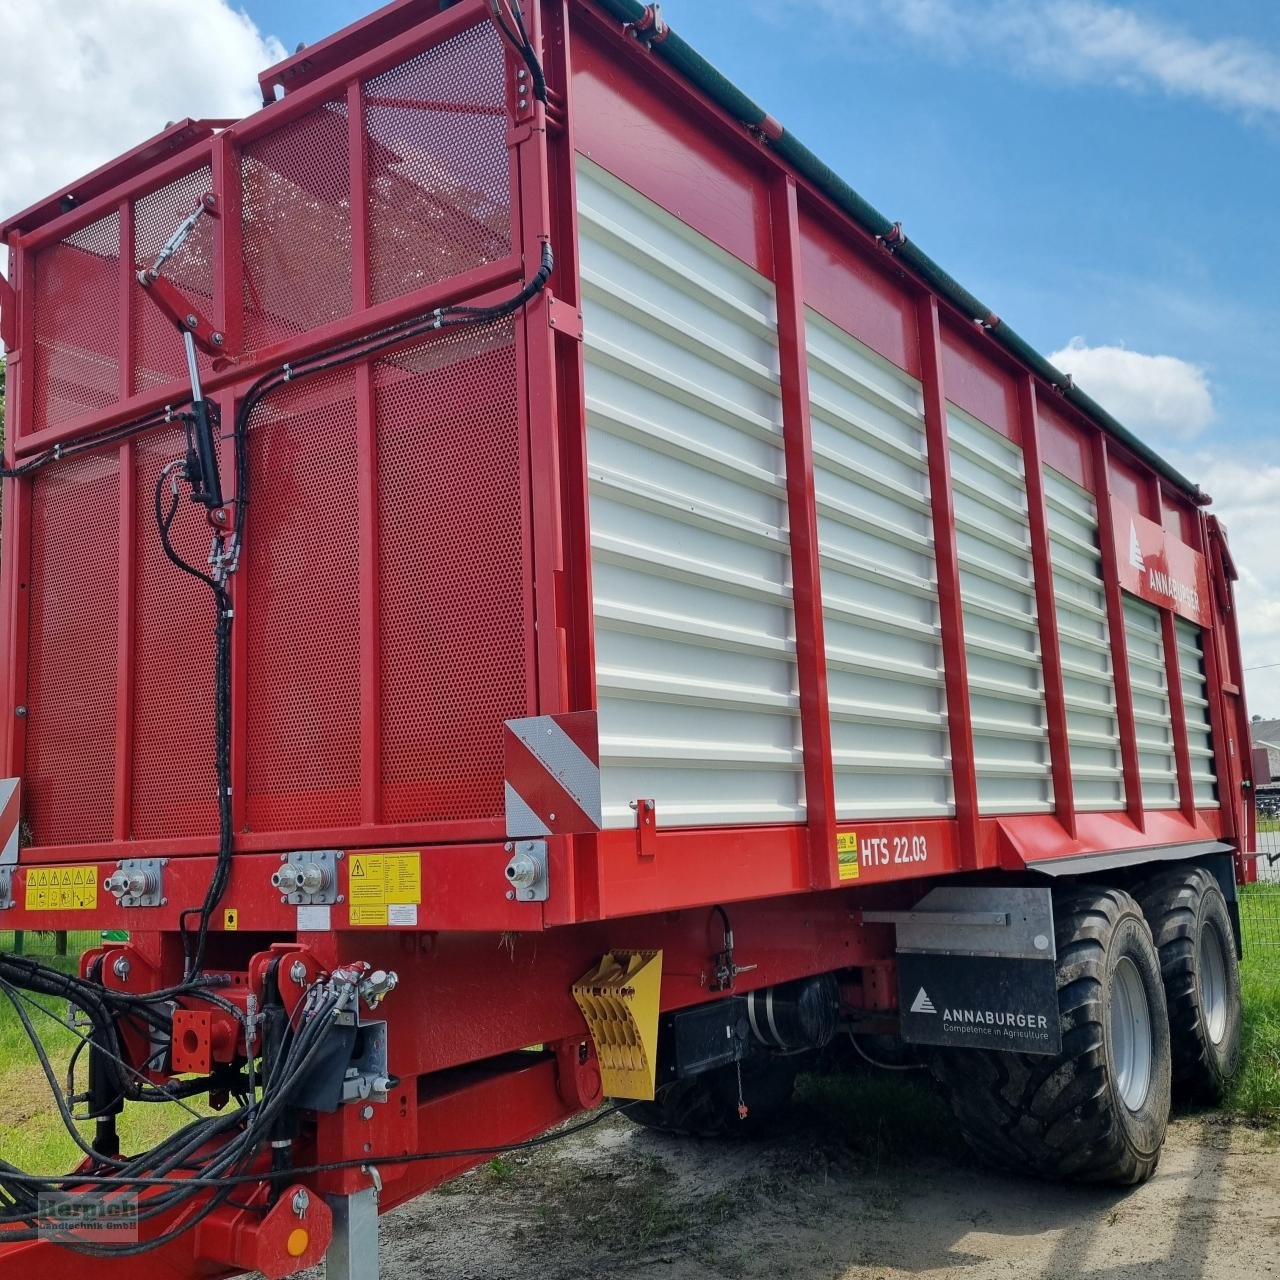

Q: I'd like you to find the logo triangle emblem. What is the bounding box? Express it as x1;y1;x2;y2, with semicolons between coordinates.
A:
1129;521;1145;571
910;987;937;1015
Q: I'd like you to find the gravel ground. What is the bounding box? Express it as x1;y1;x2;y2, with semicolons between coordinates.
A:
288;1088;1280;1280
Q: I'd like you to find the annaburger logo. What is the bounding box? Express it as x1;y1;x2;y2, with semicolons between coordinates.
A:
1147;566;1201;617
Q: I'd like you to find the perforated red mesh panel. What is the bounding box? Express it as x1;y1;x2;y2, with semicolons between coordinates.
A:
364;22;512;306
24;453;120;844
130;427;219;839
242;100;352;352
245;369;362;830
32;213;122;430
132;168;216;396
376;319;529;823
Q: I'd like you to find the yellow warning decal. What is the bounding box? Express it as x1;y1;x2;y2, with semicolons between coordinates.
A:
348;851;421;927
836;832;860;881
25;864;98;911
223;908;239;931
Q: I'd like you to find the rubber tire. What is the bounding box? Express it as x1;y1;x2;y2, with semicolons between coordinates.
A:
934;885;1171;1185
625;1054;799;1138
1137;865;1243;1103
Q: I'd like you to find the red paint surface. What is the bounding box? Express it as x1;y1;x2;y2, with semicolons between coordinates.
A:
939;317;1019;440
797;204;920;377
570;24;772;274
1111;498;1212;627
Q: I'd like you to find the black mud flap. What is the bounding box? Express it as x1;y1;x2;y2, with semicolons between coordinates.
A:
896;952;1060;1054
866;886;1062;1056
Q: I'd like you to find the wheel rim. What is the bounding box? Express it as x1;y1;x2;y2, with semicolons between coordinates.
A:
1199;921;1230;1046
1111;955;1154;1112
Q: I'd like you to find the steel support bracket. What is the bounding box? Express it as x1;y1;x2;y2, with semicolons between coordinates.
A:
104;856;167;908
0;268;15;351
272;848;342;906
325;1186;380;1280
139;273;231;357
504;839;549;902
633;798;657;857
547;293;583;341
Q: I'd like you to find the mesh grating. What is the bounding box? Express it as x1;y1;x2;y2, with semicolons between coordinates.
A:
130;426;219;839
364;22;512;307
245;369;362;830
242;99;352;352
32;212;122;430
24;453;120;844
132;168;216;396
375;318;529;823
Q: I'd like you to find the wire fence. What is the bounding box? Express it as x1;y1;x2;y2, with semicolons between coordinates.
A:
0;929;111;962
1245;818;1280;968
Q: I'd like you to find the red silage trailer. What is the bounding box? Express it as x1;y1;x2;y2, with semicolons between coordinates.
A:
0;1;1260;1275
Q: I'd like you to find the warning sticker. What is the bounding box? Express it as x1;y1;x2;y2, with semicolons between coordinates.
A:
836;833;860;882
223;908;239;931
348;851;421;927
25;865;98;912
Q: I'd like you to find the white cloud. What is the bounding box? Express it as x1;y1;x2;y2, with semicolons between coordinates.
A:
0;1;284;227
760;0;1280;123
1049;337;1215;440
1179;457;1280;720
1039;337;1278;715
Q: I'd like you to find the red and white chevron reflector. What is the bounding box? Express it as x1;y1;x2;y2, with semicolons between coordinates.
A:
503;712;603;839
0;778;20;865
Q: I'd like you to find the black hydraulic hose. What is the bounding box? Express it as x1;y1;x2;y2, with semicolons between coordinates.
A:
590;0;1208;504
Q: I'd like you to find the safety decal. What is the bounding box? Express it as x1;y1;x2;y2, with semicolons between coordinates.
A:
25;865;98;912
836;832;860;881
348;851;421;927
503;712;603;839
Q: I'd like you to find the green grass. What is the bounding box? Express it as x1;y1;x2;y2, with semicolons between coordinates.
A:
1229;955;1280;1131
0;936;200;1174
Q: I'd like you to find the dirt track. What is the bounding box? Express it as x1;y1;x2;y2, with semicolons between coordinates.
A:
293;1082;1280;1280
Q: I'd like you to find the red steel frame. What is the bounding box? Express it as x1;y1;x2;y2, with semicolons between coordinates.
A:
0;0;1257;1272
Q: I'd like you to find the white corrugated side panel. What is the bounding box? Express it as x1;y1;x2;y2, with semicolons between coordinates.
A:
1175;617;1219;808
1122;596;1179;808
805;312;951;819
577;158;801;828
947;409;1052;813
1043;469;1125;810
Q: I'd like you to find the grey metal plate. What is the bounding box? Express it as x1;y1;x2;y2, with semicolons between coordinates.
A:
1026;840;1233;878
874;886;1056;961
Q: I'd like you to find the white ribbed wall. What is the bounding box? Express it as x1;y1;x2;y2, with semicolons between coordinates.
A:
948;410;1052;814
1175;617;1219;808
805;312;951;819
578;158;801;827
1123;596;1180;809
1043;469;1125;810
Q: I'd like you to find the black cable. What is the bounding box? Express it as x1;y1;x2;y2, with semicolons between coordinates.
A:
0;29;558;1253
489;0;548;104
0;1100;635;1196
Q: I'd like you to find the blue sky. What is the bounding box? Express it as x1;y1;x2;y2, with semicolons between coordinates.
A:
245;0;1278;447
2;0;1278;711
241;0;1280;713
